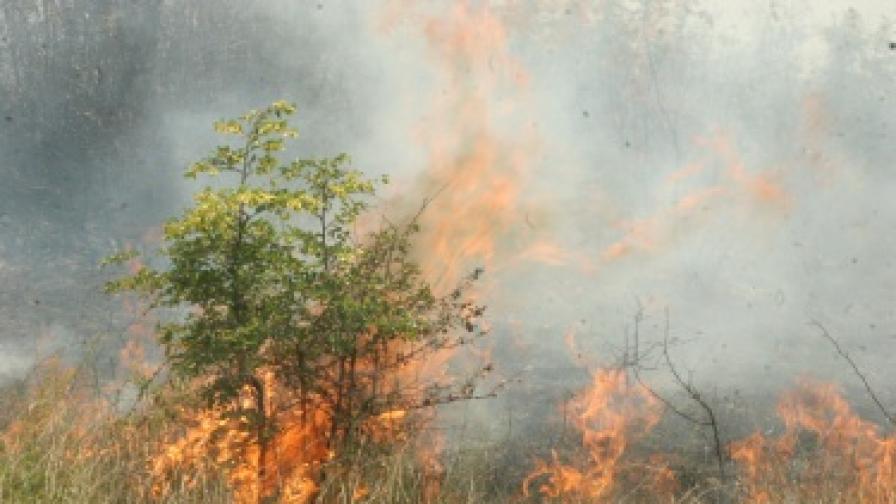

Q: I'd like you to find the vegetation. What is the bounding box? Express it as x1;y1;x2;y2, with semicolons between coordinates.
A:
100;102;488;501
5;358;894;504
1;102;894;504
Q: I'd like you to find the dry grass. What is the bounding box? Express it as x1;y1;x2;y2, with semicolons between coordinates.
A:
2;360;894;503
0;360;232;503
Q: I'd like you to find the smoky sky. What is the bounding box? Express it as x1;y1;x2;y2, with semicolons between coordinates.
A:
1;0;895;412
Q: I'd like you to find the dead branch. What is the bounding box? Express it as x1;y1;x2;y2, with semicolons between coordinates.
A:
659;308;726;488
812;320;896;426
624;307;728;502
628;309;706;427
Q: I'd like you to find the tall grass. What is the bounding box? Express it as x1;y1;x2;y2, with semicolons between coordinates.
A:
2;359;894;503
0;359;231;503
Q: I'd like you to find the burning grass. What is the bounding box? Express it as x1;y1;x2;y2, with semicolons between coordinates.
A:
3;355;896;503
0;358;231;503
522;369;677;502
516;370;896;504
0;357;499;503
729;379;896;503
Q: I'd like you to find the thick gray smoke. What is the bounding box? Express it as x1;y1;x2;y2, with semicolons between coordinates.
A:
1;1;895;433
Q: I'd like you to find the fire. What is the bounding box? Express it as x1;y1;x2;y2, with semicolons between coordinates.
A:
379;1;541;293
518;240;599;274
601;129;792;264
149;377;331;504
523;368;675;501
699;130;791;213
146;330;467;503
730;379;896;503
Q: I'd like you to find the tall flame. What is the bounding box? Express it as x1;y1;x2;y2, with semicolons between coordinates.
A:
149;374;331;503
730;379;896;503
380;1;541;292
523;368;675;501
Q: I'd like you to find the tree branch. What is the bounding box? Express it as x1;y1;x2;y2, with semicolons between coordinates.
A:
660;308;726;489
812;320;896;426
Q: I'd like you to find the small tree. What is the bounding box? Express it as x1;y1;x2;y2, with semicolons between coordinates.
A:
105;102;488;499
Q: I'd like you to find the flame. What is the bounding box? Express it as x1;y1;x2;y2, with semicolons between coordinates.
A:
518;240;600;274
700;130;791;212
418;431;446;503
601;129;792;263
0;358;124;473
666;162;705;183
118;337;156;380
523;368;674;501
730;379;896;503
147;330;466;503
149;375;332;503
379;1;541;293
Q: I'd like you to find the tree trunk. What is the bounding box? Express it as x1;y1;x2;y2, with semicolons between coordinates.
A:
346;348;358;442
249;375;268;504
330;356;346;448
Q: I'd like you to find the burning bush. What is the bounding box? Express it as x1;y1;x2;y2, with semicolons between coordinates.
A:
103;102;490;502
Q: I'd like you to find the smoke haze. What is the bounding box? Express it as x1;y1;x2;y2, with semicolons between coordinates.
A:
1;1;895;421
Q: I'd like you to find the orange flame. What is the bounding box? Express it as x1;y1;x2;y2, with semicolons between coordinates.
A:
380;1;541;292
600;129;791;264
730;379;896;503
147;331;464;503
523;368;674;501
149;377;331;503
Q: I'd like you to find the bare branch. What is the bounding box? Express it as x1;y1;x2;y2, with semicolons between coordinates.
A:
812;320;896;426
628;308;708;426
659;308;726;488
624;307;727;501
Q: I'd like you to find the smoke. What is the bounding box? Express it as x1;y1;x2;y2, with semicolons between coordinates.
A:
1;0;895;420
360;1;896;395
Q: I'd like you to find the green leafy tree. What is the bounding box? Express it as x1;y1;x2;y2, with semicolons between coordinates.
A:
105;102;488;499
